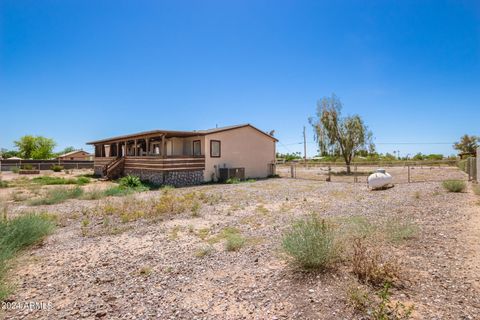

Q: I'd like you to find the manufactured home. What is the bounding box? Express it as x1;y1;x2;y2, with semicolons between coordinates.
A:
87;124;277;186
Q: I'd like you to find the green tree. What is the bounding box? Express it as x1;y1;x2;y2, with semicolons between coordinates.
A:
14;135;56;159
309;94;374;174
412;153;424;161
0;148;20;159
453;134;479;154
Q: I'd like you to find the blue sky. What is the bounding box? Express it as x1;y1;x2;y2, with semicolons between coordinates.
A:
1;0;479;157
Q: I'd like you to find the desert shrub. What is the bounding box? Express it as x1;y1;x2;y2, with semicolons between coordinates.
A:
442;180;466;193
0;179;8;188
347;286;371;313
351;238;399;287
195;245;213;257
0;213;55;300
103;186;134;197
282;215;339;269
119;175;142;188
11;167;20;174
32;176;74;185
50;164;64;172
29;187;84;206
225;177;241;184
225;233;246;251
31;176;89;186
76;176;90;185
138;266;152;276
371;283;414;319
21;164;34;170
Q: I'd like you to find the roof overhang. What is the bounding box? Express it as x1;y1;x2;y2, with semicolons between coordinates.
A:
86;124;278;145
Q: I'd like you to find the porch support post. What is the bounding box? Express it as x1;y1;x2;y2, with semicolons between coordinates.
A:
146;138;149;156
134;139;137;156
161;135;166;157
116;142;119;157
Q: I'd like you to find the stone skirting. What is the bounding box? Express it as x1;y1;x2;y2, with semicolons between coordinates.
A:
123;169;204;187
94;166;104;176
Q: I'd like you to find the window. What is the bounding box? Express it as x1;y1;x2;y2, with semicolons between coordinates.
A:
210;140;221;157
193;140;201;156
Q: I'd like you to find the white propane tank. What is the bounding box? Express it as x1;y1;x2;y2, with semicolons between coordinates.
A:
368;168;393;189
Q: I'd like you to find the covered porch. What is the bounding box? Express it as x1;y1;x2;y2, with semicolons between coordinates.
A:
88;130;206;181
92;131;204;158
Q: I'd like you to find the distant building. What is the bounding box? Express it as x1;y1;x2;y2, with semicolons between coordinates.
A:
56;150;93;161
6;156;22;160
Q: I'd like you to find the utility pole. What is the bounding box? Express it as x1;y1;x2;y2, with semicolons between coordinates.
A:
303;126;307;166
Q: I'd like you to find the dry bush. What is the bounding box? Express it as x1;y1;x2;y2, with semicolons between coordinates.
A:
351;237;400;287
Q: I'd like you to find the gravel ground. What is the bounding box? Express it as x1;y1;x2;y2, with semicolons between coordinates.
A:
1;169;480;319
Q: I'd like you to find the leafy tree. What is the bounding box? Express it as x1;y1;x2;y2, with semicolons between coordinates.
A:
309;94;374;173
425;154;443;160
0;148;20;159
383;153;397;161
32;136;56;159
14;135;37;159
453;134;479;154
14;135;56;159
412;153;424;161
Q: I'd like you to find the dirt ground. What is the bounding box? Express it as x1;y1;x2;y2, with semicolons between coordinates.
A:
1;168;480;319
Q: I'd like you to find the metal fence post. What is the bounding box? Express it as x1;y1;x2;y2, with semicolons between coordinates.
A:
408;165;411;183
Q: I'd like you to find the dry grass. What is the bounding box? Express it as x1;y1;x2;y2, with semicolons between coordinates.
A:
351;238;400;287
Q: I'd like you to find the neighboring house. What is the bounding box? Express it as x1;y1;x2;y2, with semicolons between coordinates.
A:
6;156;22;160
87;124;277;186
56;150;93;161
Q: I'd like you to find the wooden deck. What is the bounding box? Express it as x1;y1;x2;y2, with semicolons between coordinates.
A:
94;156;205;172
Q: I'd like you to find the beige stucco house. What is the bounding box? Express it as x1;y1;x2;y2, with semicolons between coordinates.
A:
87;124;277;186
